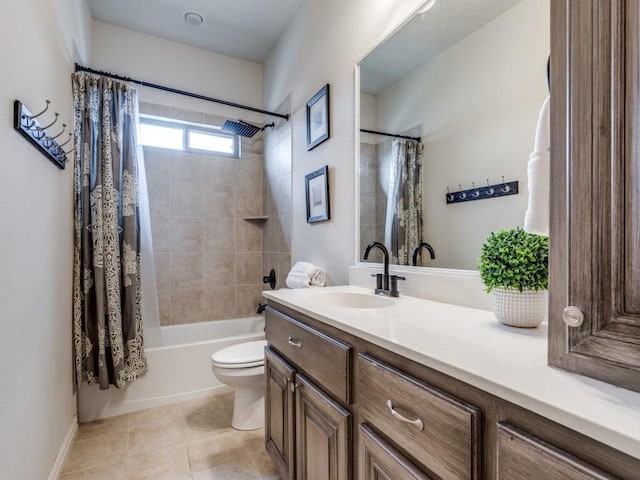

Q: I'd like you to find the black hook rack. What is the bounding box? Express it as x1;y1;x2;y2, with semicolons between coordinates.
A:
446;177;518;205
13;100;69;169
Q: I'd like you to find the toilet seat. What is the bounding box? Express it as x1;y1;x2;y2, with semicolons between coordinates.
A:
211;340;267;369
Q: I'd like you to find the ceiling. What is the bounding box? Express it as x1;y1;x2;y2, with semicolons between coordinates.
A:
360;0;524;94
87;0;304;63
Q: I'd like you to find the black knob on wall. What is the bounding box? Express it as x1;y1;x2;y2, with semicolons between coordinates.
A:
263;269;276;290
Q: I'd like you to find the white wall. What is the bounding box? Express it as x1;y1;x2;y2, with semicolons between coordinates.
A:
375;0;549;270
264;0;424;285
91;21;263;123
0;1;90;479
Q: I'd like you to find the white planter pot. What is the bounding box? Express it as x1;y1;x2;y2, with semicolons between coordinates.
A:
492;288;547;328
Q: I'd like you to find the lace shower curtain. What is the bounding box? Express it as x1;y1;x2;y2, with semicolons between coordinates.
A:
72;73;147;389
384;139;423;265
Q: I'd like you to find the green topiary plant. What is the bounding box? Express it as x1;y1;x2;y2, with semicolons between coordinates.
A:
478;227;549;293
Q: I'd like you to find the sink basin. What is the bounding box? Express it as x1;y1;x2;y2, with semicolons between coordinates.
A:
308;291;394;309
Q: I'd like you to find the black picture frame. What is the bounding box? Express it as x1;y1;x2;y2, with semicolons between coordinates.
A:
306;84;330;150
305;166;330;223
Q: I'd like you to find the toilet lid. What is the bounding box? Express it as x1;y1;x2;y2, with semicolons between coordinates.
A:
211;340;267;368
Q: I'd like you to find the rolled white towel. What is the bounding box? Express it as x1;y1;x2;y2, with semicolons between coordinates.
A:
524;95;550;236
286;261;326;289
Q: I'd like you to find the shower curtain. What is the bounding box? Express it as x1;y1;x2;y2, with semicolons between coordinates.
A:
384;139;423;264
72;73;148;389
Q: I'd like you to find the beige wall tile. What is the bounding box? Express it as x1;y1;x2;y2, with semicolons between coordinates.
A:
204;253;235;287
171;180;205;217
236;252;263;285
205;184;236;219
205;218;235;252
235;285;263;317
241;134;263;155
203;113;227;126
235;153;262;187
271;175;292;216
147;176;170;216
151;216;171;252
154;253;171;290
171;289;205;324
139;102;170;118
169;107;204;124
143;147;172;180
158;289;172;326
204;157;236;185
236;220;263;252
170;217;204;252
205;286;236;320
236;186;262;217
171;151;206;181
170;252;204;289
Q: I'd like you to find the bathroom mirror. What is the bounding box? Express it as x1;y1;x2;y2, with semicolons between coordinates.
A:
357;0;549;270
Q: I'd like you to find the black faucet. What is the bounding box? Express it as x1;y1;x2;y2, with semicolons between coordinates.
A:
363;242;405;297
412;242;436;266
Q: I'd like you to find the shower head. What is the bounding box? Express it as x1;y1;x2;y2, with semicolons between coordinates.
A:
221;119;274;138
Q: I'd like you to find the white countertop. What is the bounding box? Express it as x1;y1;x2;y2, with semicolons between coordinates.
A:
263;285;640;460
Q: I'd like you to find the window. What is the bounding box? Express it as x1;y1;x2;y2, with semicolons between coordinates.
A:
139;115;239;157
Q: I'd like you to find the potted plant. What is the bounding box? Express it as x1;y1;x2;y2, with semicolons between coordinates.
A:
478;227;549;327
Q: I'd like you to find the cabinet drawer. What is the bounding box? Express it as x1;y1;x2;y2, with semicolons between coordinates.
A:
266;307;352;404
496;422;618;480
358;354;480;480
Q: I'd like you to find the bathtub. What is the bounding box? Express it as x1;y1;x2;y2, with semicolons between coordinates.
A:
78;316;265;422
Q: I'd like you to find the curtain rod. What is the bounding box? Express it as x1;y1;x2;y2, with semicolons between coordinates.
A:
74;64;289;121
360;129;421;143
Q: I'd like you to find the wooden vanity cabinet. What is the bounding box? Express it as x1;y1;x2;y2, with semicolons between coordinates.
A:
496;423;617;480
265;302;640;480
265;308;352;480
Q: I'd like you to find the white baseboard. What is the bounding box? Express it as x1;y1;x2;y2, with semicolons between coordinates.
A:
48;415;78;480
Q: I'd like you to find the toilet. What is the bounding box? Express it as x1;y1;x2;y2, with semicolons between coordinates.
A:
210;339;268;431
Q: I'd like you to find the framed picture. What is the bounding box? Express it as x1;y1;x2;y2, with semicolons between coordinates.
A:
306;84;330;150
305;166;330;223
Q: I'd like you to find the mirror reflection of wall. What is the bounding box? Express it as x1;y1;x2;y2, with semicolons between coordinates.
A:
359;0;550;270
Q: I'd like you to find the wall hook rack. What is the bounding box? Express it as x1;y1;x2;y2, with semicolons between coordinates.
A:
446;178;518;205
13;100;69;169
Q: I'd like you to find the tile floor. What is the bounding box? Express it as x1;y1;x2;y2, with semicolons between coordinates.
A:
61;391;280;480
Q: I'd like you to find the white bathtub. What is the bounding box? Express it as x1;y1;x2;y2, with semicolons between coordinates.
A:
78;316;265;422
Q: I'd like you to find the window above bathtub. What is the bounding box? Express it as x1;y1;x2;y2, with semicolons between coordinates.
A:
139;115;239;158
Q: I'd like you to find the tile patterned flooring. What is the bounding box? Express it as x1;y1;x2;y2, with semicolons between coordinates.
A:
61;391;280;480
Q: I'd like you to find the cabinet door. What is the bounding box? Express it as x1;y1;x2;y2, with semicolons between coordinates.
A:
295;373;351;480
496;423;617;480
265;347;296;480
358;424;432;480
549;0;640;392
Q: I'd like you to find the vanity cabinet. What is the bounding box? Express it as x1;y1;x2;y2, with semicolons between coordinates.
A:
264;302;640;480
496;423;616;480
265;308;352;480
549;0;640;392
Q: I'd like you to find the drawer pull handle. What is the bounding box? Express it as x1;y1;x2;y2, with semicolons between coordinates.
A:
386;400;424;431
288;336;302;348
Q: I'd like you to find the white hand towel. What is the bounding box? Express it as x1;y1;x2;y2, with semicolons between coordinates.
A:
524;95;550;236
286;261;326;289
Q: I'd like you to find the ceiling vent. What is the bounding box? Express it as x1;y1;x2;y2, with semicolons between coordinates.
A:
183;11;205;27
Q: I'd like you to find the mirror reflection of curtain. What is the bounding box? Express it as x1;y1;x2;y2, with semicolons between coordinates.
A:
384;139;423;264
72;73;148;389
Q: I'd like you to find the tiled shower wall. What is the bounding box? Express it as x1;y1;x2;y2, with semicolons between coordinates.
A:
142;102;264;326
263;97;292;288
